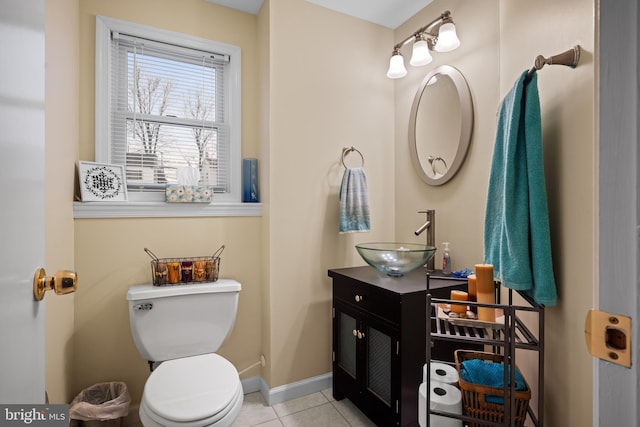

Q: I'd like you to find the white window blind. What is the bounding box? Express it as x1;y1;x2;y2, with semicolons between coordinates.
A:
110;32;230;193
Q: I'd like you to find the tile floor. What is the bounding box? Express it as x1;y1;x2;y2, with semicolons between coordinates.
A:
124;388;376;427
230;389;377;427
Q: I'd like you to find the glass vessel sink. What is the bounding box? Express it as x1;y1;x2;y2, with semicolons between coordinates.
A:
355;243;437;277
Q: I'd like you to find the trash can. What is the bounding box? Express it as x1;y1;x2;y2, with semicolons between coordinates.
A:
69;382;131;427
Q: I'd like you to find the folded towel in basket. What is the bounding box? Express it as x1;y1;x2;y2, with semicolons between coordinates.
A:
339;167;370;233
460;359;527;404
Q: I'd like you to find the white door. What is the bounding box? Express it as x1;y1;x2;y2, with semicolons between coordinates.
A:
0;0;47;403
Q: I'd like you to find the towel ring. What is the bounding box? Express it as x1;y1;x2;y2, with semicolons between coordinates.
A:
341;146;365;168
428;156;448;175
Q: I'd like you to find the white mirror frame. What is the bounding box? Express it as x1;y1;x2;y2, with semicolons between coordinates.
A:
409;65;474;186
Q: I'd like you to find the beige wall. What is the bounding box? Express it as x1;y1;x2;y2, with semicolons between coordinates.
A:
45;0;79;403
73;0;262;403
394;1;595;426
264;0;395;387
500;1;595;426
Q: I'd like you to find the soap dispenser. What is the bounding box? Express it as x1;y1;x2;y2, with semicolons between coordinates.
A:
442;242;452;275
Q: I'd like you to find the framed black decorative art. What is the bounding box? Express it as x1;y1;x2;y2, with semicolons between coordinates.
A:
78;161;128;202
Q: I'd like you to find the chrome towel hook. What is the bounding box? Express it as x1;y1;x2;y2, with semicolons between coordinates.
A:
341;146;365;168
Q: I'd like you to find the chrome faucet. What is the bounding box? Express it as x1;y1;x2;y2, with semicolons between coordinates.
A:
415;210;435;271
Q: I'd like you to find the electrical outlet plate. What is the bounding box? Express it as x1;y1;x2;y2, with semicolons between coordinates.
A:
585;309;632;368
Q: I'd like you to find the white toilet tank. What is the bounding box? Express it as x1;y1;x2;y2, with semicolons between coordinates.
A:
127;280;241;362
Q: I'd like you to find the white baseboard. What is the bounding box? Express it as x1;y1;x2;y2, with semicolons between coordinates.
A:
240;375;263;394
241;373;332;406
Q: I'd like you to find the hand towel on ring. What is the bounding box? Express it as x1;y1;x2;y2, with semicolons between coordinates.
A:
339;167;371;233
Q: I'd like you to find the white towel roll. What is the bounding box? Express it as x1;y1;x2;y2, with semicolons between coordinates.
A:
418;382;463;427
423;362;459;385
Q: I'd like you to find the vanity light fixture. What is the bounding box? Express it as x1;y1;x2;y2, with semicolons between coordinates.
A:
387;47;408;79
409;34;432;67
386;10;460;79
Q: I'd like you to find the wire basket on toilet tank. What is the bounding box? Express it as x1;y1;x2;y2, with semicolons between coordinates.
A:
144;245;224;286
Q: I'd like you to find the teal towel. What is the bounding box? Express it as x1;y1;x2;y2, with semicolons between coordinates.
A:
460;359;527;405
339;167;370;233
484;71;557;306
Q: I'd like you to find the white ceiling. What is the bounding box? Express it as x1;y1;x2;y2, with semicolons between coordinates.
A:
204;0;433;29
204;0;263;15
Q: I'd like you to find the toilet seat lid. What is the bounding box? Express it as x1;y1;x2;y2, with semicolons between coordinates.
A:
143;353;240;423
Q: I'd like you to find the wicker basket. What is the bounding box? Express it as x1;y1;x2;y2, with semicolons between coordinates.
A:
454;350;531;427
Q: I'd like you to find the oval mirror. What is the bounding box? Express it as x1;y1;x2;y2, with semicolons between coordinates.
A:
409;65;473;186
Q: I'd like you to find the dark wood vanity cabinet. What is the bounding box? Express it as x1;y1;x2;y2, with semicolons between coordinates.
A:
328;267;470;427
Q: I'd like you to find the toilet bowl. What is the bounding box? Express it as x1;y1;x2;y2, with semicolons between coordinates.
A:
139;354;243;427
127;281;243;427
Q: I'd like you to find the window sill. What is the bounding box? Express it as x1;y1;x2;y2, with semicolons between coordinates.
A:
73;201;262;219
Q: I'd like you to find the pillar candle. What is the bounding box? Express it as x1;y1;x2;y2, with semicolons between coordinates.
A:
467;274;477;301
475;264;495;322
450;290;468;315
467;274;477;313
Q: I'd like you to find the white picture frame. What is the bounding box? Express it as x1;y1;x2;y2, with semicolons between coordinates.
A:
78;161;128;202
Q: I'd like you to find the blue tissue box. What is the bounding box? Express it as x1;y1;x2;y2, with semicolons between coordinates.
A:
165;185;213;203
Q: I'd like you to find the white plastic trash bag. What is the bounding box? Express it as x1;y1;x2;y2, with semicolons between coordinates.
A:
70;382;131;421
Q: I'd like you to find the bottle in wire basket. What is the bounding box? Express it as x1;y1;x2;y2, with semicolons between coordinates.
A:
442;242;452;275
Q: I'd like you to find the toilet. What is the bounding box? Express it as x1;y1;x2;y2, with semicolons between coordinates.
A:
127;280;243;427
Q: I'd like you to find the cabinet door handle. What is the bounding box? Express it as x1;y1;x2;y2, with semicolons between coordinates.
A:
357;331;365;340
353;329;358;337
354;294;365;302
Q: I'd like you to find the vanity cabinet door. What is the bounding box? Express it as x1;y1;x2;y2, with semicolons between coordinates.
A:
333;304;359;401
333;299;400;426
360;312;400;426
337;310;358;378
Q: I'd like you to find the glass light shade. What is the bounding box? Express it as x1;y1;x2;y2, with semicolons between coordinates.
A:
410;39;432;67
434;23;460;52
386;53;407;79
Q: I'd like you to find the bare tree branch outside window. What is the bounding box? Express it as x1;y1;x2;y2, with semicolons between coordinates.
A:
128;65;172;155
185;91;214;174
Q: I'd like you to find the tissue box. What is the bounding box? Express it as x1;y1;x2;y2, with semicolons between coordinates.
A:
165;185;213;203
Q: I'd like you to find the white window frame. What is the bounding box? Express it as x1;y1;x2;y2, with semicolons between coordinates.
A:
74;15;261;218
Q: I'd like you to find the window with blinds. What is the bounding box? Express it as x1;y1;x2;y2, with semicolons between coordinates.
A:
95;16;242;203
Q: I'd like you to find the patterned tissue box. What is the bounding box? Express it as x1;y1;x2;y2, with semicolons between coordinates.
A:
165;185;213;203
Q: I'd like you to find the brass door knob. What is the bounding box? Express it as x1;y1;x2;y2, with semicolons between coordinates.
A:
33;268;77;301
